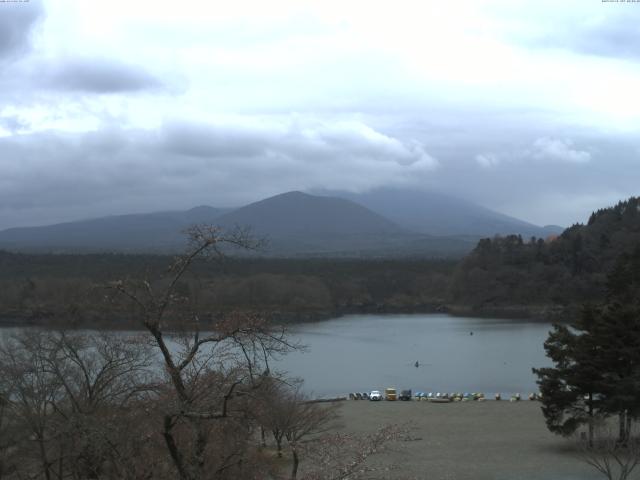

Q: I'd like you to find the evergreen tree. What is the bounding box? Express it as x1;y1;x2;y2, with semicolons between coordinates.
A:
534;248;640;443
533;307;606;444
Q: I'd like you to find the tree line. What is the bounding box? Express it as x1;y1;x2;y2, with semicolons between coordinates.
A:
0;254;455;328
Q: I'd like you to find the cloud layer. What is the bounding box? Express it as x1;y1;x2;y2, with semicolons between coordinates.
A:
0;0;639;230
42;57;162;93
0;119;440;228
0;1;43;60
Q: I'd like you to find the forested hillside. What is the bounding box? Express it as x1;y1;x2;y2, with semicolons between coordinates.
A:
0;254;455;327
451;197;640;313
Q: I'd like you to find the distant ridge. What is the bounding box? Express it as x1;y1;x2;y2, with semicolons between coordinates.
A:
0;206;229;252
0;189;561;257
321;188;563;238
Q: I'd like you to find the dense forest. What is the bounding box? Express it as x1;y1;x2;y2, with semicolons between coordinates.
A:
450;197;640;317
1;197;638;327
0;253;455;327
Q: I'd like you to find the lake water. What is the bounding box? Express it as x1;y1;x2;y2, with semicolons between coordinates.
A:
1;314;554;399
276;314;553;398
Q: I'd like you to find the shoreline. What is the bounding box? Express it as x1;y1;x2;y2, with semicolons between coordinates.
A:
0;303;571;330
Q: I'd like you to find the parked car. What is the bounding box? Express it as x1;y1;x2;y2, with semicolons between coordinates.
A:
369;390;382;401
385;388;397;401
399;389;412;401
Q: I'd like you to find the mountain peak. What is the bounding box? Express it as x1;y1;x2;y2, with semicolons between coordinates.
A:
275;190;308;198
187;205;215;212
215;191;401;237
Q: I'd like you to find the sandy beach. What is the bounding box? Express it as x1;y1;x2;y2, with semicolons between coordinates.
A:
331;400;601;480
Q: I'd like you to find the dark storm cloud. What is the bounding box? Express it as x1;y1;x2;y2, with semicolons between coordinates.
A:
0;0;43;61
42;57;163;93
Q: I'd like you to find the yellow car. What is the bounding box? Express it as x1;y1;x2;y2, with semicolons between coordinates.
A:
385;388;397;401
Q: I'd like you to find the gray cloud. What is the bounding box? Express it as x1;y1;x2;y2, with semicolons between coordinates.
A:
0;119;640;232
0;120;637;231
528;137;591;163
161;119;437;173
162;121;268;158
41;57;163;93
564;14;640;61
0;114;28;133
0;1;638;232
433;134;639;226
513;10;640;61
475;137;591;168
0;120;439;229
0;0;44;61
3;111;639;231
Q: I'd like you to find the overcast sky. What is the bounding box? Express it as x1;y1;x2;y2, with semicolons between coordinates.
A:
1;0;639;230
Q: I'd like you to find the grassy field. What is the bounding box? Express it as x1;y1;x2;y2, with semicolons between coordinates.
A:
327;400;601;480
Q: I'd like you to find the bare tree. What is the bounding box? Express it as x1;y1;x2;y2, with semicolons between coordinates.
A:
0;332;64;480
255;379;339;478
109;225;296;480
577;423;640;480
255;377;290;458
0;330;155;480
283;393;339;480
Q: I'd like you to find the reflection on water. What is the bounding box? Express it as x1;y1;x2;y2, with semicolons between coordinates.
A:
275;314;553;398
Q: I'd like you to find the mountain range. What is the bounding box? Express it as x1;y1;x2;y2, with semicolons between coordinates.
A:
0;190;563;257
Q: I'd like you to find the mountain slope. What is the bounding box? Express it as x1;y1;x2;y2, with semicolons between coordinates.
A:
0;206;228;252
323;188;563;238
0;192;478;257
215;191;402;237
2;190;538;257
213;191;424;255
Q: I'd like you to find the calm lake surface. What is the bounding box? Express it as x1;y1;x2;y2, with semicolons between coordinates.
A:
2;314;553;399
276;314;553;398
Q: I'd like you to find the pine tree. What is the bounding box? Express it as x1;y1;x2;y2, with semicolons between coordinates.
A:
534;248;640;443
533;307;606;444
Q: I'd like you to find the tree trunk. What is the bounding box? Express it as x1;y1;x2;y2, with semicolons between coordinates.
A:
290;447;299;480
588;393;594;447
192;420;208;480
619;411;628;444
37;436;51;480
163;415;191;480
